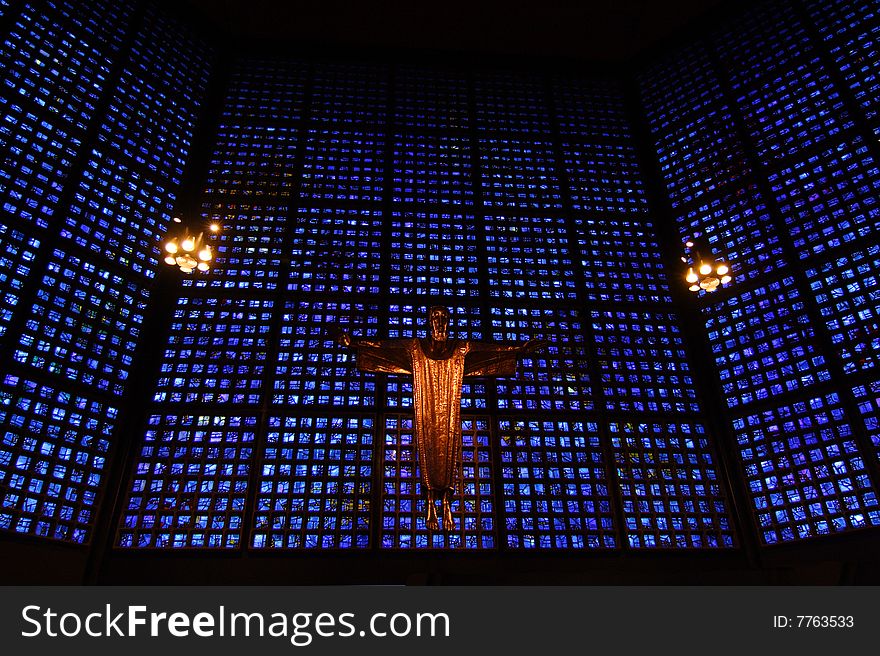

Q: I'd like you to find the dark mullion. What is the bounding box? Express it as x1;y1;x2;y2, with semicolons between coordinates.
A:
369;62;398;553
84;30;234;579
624;73;762;562
466;69;509;554
704;35;880;521
543;73;626;552
239;58;319;556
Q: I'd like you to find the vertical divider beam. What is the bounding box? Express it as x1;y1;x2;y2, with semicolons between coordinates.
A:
622;71;762;565
84;9;234;581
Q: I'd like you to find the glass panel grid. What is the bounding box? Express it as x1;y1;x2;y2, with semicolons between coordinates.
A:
59;5;211;279
807;0;880;136
183;204;288;290
117;413;256;549
287;206;384;295
679;186;785;286
394;67;469;131
222;58;308;124
485;214;577;301
714;2;854;163
299;127;385;202
0;374;117;544
388;209;480;298
592;310;699;413
62;149;173;279
499;417;615;549
153;297;273;405
727;58;854;163
392;132;474;205
273;300;380;407
203;123;299;197
639;43;723;128
0;0;133;231
474;73;551;134
108;3;211;186
490;306;593;412
551;77;632;141
714;1;814;85
852;379;880;462
309;63;388;125
609;420;735;549
639;44;750;209
769;136;880;260
574;216;672;304
479;138;562;210
0;223;40;337
807;245;880;375
563;141;649;214
252;415;373;549
704;278;831;409
652;107;750;210
732;393;880;544
14;249;148;397
381;415;494;549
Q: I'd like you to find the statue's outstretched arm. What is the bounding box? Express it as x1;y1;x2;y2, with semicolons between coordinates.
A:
464;339;548;377
329;326;412;374
467;338;549;353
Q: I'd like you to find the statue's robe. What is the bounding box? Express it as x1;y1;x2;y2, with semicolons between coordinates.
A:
354;338;519;492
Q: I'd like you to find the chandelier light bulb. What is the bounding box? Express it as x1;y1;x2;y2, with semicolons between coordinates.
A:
181;237;196;252
164;255;176;265
699;262;712;276
176;254;197;268
721;275;732;285
689;284;700;292
685;240;694;248
197;261;210;272
209;223;221;233
686;268;698;283
716;263;729;276
198;248;212;261
164;239;178;254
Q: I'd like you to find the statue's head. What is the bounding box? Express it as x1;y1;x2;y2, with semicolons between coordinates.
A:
428;306;450;342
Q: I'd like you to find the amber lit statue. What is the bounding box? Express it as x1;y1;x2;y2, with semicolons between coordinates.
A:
335;306;545;531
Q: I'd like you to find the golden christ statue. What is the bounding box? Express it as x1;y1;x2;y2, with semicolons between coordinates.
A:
336;306;545;531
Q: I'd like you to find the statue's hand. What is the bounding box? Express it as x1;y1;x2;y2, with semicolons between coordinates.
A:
329;326;352;347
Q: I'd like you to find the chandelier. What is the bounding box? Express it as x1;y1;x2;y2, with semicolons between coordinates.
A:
161;218;220;273
681;236;732;293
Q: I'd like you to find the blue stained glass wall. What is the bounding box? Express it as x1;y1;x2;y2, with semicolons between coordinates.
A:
0;0;213;544
118;46;738;554
0;0;134;333
639;0;880;545
9;0;879;560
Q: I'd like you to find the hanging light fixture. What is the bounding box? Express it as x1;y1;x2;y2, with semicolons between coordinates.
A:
161;217;221;273
681;236;733;293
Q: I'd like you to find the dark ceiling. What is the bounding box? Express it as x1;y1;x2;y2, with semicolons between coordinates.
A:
179;0;728;62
